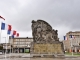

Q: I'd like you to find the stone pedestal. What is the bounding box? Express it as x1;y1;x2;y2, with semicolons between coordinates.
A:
31;20;64;57
31;42;64;57
32;43;64;54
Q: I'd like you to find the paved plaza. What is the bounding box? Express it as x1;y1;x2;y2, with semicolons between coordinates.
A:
0;58;80;60
0;53;80;60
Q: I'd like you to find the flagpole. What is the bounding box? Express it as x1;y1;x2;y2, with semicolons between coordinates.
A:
0;31;1;44
5;37;6;59
5;37;7;58
70;35;73;56
7;31;11;58
0;22;3;44
7;34;11;59
3;37;7;59
9;35;11;59
12;35;14;53
0;16;5;43
5;30;8;59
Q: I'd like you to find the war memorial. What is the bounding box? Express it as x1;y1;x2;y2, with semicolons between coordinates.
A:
0;20;80;60
30;20;64;57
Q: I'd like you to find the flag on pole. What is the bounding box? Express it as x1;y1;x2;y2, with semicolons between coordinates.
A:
70;35;75;39
12;35;14;38
16;33;19;37
70;35;72;38
64;36;66;40
7;25;12;35
7;30;11;34
1;22;12;30
8;25;12;31
64;36;68;40
13;30;16;35
1;22;12;35
0;16;5;20
1;22;5;30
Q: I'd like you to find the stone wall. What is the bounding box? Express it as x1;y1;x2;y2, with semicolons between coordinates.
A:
33;43;64;54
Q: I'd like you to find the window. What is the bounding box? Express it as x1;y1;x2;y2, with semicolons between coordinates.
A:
14;42;18;44
15;39;19;41
19;42;25;44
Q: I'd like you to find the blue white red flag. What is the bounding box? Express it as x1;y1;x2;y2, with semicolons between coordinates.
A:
70;35;75;39
7;24;12;35
1;22;12;35
64;36;68;40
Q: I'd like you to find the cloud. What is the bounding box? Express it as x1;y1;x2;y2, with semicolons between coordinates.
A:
0;0;80;40
18;30;32;37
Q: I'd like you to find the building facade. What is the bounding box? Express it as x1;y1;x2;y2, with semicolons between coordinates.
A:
9;37;33;53
63;31;80;52
2;43;11;53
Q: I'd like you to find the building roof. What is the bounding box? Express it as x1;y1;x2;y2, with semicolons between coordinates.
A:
9;36;33;39
67;31;80;34
73;45;80;47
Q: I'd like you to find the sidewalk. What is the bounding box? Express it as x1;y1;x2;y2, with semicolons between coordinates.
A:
64;55;80;58
0;53;31;59
0;53;79;59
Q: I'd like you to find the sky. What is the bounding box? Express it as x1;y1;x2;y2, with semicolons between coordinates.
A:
0;0;80;43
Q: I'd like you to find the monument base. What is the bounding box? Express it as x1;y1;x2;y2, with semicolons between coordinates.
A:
31;42;64;57
30;54;65;58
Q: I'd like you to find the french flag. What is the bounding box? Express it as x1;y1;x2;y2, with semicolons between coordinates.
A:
13;30;16;35
1;22;12;34
8;30;17;38
1;22;19;38
64;36;68;40
1;22;12;30
16;33;19;37
7;25;12;35
12;31;20;38
1;22;15;39
70;35;75;39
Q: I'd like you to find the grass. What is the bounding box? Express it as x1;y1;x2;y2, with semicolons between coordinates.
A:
65;52;80;56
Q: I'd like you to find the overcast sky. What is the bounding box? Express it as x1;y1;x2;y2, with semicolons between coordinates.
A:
0;0;80;42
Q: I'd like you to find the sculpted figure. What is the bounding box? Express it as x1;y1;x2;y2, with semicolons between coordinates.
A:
31;20;59;43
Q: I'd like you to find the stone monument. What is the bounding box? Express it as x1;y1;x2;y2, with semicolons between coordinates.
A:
31;20;64;57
